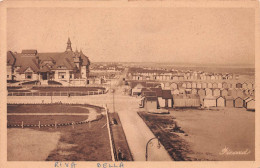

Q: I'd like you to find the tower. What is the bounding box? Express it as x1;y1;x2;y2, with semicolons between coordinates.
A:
66;37;72;52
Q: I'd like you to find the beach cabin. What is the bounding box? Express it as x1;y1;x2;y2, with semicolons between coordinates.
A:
222;82;228;89
246;99;255;111
202;83;207;89
247;83;253;89
216;96;225;107
217;83;223;89
225;96;234;107
197;83;202;89
170;83;178;89
213;89;221;97
242;83;248;89
236;83;242;88
144;96;159;111
172;89;180;95
205;88;213;96
221;89;228;97
186;82;192;89
162;90;173;108
203;95;217;107
173;94;200;108
236;89;244;98
192;82;197;89
182;83;187;88
191;89;198;95
208;83;213;88
212;83;218;89
234;97;243;108
198;89;206;97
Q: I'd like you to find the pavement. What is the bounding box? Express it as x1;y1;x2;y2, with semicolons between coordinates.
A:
108;94;172;161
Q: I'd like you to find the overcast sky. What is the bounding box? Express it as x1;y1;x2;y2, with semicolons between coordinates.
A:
7;8;255;65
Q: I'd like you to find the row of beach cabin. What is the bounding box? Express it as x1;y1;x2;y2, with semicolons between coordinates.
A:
135;84;255;111
162;81;254;90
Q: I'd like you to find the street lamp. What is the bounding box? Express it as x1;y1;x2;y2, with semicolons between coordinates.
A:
145;136;161;161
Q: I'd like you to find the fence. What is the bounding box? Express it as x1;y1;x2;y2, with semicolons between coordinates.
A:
7;113;104;128
8;90;105;96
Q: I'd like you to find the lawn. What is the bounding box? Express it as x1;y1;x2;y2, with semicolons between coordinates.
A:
45;115;112;161
8;105;112;161
7;104;90;114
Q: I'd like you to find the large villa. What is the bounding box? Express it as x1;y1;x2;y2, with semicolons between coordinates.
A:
7;38;91;85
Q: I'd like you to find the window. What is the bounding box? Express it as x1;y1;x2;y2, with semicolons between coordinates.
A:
25;72;32;79
7;75;9;78
58;72;66;79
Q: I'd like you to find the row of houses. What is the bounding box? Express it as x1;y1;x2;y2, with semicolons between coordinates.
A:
171;88;255;97
129;71;235;81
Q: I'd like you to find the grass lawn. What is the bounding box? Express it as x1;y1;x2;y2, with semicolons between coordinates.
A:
45;115;112;161
7;104;90;114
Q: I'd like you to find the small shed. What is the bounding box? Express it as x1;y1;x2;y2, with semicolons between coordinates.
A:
182;83;187;88
216;96;225;107
144;96;159;111
242;83;248;89
234;97;243;108
236;89;244;98
170;83;178;89
221;89;228;97
246;99;255;111
198;89;206;97
222;82;228;89
236;83;242;88
172;89;180;95
225;96;234;107
230;89;237;98
177;83;183;89
192;82;197;89
186;82;192;89
202;83;207;88
212;83;218;89
203;95;217;107
205;88;213;96
213;89;221;97
191;89;198;95
197;83;202;89
247;83;253;89
173;94;200;108
162;90;173;108
217;83;223;89
207;83;213;88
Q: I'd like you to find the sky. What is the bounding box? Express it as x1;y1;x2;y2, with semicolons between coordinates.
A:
7;7;255;65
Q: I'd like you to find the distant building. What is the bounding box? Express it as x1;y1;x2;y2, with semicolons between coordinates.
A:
7;38;90;85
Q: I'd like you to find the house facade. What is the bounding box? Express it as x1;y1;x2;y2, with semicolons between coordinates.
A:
7;38;90;85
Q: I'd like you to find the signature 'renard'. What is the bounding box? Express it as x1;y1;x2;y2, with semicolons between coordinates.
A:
219;146;251;155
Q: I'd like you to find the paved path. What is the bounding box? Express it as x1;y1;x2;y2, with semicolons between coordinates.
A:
7;113;90;116
105;93;172;161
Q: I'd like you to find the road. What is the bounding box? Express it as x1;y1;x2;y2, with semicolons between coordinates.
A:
107;93;172;161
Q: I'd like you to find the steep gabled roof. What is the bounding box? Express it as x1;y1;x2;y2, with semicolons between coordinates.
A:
7;51;16;66
162;90;172;99
145;96;158;101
